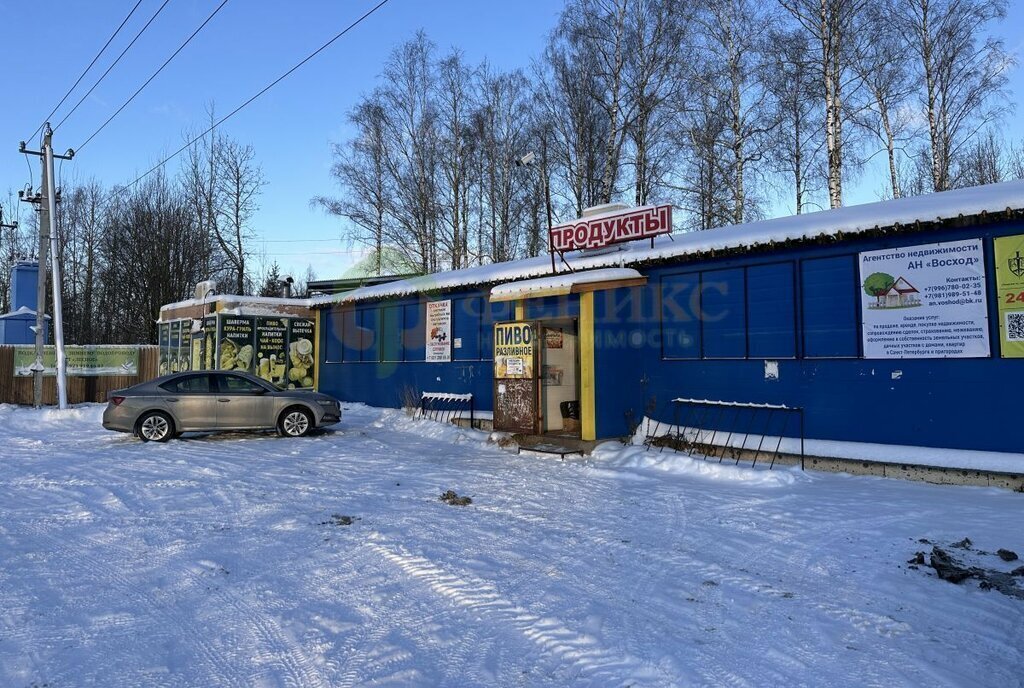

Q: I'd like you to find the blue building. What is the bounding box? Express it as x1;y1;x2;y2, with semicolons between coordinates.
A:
0;261;50;345
313;182;1024;463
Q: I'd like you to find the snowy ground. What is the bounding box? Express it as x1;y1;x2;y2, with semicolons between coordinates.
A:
1;403;1022;687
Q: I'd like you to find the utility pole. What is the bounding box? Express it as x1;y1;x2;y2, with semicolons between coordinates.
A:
19;124;74;409
0;206;17;260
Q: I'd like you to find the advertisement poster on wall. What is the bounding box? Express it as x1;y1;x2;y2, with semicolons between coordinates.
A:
494;322;535;378
859;238;990;358
255;317;288;387
218;316;255;372
425;300;452;362
202;316;217;370
994;233;1024;358
169;321;183;373
158;322;171;375
287;318;316;389
178;324;192;373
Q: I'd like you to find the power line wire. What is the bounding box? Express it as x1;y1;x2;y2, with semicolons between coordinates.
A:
76;0;231;153
53;0;173;134
26;0;146;143
124;0;391;188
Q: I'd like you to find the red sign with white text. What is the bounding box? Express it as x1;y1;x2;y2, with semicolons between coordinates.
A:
549;204;672;252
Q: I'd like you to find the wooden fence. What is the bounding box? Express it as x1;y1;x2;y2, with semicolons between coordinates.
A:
0;345;160;405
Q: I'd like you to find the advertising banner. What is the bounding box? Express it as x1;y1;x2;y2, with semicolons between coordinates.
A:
169;321;184;373
158;322;172;375
426;300;452;362
13;346;140;377
494;322;535;379
218;316;255;372
202;316;217;370
859;238;989;358
287;318;316;389
255;317;288;387
994;233;1024;358
179;323;192;372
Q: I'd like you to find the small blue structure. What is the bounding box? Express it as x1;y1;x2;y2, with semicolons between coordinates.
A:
313;181;1024;464
0;261;50;345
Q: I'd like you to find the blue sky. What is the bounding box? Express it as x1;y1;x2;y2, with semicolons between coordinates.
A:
1;0;1022;281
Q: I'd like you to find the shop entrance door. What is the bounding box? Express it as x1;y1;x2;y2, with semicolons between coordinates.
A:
493;321;538;434
539;320;580;437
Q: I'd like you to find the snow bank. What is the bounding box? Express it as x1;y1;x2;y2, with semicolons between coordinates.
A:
589;442;806;487
636;416;1024;474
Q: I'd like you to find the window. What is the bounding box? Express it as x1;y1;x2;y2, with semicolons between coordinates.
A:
661;273;702;359
216;374;266;394
381;306;403;362
801;256;859;358
701;268;746;358
747;263;796;358
160;374;210;394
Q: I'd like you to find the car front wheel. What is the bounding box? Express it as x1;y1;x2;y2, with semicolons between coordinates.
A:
137;411;174;442
278;407;313;438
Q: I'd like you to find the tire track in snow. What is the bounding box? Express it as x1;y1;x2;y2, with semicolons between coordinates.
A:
367;538;671;687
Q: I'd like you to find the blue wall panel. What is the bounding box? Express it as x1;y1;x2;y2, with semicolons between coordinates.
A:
660;273;701;359
747;262;796;358
701;268;746;358
801;256;858;358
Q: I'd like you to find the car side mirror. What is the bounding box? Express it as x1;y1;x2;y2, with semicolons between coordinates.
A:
253;388;267;396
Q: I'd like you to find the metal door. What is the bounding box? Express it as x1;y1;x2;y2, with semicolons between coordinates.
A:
493;321;538;434
213;373;276;429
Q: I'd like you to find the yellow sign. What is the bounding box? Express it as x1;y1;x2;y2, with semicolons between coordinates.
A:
494;322;535;379
995;234;1024;358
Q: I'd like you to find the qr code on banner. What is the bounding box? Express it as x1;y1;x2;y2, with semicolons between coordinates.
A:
1008;311;1024;341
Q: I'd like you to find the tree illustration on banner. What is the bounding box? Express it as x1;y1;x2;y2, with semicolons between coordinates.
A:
863;272;896;306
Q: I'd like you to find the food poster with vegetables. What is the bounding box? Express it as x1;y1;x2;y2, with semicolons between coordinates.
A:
179;324;193;372
202;316;217;370
255;317;289;387
287;318;316;389
158;322;172;375
190;321;203;370
218;316;255;372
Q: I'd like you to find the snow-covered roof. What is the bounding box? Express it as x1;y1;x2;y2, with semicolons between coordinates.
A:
305;180;1024;307
159;294;313;321
0;306;50;320
489;268;644;302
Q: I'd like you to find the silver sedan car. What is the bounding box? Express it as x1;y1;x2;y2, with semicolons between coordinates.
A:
102;371;342;442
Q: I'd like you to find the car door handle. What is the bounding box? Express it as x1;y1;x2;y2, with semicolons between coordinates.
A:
218;398;231;403
166;398;179;402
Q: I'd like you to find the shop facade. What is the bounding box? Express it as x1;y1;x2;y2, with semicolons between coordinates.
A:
314;183;1024;460
157;294;318;390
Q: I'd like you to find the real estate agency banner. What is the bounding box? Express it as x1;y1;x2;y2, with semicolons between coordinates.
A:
425;300;452;362
994;233;1024;358
859;238;989;358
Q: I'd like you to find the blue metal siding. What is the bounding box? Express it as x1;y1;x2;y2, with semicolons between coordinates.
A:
660;273;701;359
701;268;746;358
800;255;859;358
747;262;797;358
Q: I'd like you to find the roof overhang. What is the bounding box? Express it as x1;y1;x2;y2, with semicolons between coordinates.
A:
489;268;646;302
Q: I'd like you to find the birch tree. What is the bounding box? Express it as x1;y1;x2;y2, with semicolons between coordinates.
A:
897;0;1012;191
779;0;871;208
